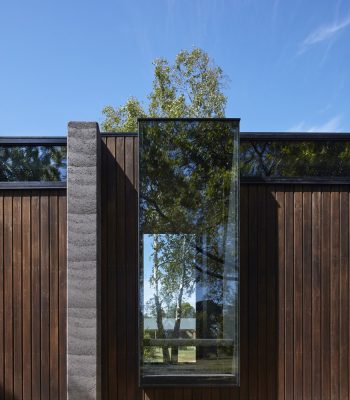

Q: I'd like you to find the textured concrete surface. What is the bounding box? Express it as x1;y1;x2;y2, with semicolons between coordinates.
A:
67;122;101;400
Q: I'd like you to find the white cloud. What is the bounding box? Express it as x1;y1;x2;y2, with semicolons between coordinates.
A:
299;15;350;54
288;116;342;132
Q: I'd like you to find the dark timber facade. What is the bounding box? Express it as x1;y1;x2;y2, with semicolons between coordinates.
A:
0;127;350;399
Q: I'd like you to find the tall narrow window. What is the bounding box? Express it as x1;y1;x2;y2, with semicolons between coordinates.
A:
139;119;240;386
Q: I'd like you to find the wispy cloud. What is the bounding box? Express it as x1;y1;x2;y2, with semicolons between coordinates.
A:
288;116;342;132
299;15;350;54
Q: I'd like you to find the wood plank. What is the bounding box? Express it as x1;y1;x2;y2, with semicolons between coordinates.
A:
330;189;340;400
40;193;50;399
101;137;109;400
266;186;277;400
321;188;331;399
22;194;32;400
348;190;350;400
293;187;303;400
116;136;127;400
276;188;285;400
302;188;312;400
248;185;258;400
0;195;4;400
311;189;321;400
125;136;138;400
50;194;59;400
239;186;249;399
257;185;267;400
339;189;349;399
13;194;22;400
284;188;294;400
4;194;13;400
58;193;67;399
31;193;41;399
106;136;118;400
134;138;143;400
172;388;184;400
183;388;192;400
191;388;203;400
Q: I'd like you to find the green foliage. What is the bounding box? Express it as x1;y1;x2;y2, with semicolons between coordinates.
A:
0;146;66;181
166;302;196;318
240;141;350;177
150;234;196;312
143;330;157;360
101;48;228;131
102;97;146;132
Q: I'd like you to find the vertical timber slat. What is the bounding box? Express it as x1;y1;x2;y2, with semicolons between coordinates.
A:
340;189;349;399
4;193;13;399
0;194;3;400
302;188;312;400
31;193;41;400
0;190;66;400
22;194;31;400
293;187;303;400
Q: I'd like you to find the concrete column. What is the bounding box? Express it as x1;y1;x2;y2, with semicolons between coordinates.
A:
67;122;101;399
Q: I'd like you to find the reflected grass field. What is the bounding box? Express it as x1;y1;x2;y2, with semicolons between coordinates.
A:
144;346;196;363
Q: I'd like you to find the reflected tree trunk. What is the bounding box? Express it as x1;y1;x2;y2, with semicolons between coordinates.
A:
171;237;187;364
153;235;170;363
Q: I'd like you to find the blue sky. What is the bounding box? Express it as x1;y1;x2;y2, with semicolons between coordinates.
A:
1;0;349;136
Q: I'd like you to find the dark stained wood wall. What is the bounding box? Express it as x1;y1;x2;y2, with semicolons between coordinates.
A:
0;190;67;400
1;141;349;400
273;186;350;400
101;135;350;400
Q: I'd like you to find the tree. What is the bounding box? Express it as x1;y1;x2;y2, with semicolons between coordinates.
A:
101;48;228;132
102;48;235;366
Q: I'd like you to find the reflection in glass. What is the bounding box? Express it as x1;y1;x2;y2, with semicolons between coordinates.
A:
0;146;67;181
139;119;240;385
240;140;350;177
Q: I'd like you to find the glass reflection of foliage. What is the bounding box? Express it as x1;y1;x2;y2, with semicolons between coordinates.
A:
140;119;239;383
240;141;350;177
0;146;67;181
140;120;239;234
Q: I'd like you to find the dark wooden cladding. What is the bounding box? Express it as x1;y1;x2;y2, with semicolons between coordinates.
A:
102;135;350;400
0;190;67;400
1;137;350;399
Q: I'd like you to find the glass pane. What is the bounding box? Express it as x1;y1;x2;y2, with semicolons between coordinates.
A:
240;140;350;177
139;119;240;385
0;146;67;181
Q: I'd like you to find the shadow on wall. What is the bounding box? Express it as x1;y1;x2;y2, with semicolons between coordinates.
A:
100;137;140;400
239;186;279;400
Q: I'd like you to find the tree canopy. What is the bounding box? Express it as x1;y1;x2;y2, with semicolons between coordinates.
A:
101;48;228;131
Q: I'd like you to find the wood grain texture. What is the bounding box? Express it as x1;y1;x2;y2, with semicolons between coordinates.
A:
0;190;66;400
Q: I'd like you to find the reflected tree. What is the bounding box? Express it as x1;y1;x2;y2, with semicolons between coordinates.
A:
140;120;239;366
241;140;350;177
0;146;66;181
